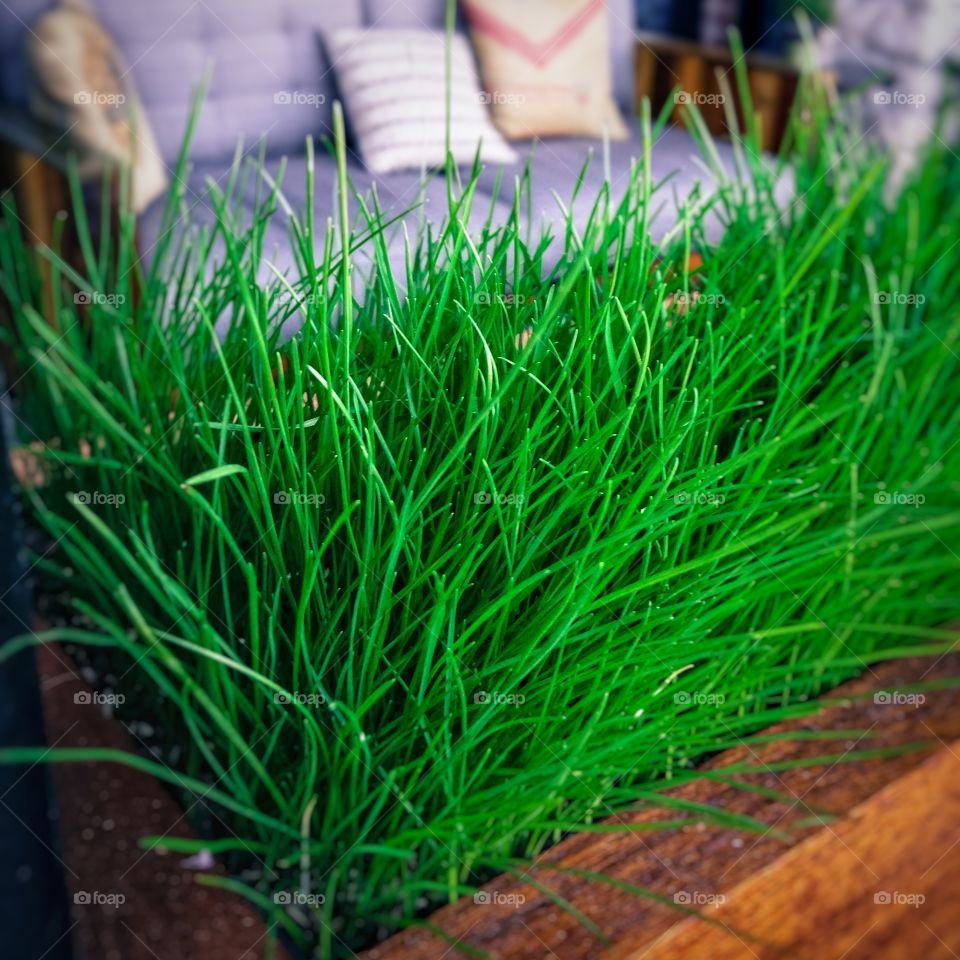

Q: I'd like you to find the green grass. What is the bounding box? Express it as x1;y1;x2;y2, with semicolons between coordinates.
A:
1;85;959;957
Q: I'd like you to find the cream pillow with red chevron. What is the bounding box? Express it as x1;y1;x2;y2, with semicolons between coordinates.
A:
463;0;629;140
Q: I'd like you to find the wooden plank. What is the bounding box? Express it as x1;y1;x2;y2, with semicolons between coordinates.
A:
608;739;960;960
0;146;69;332
634;41;660;107
34;632;960;960
363;654;960;960
747;67;785;152
634;32;800;76
670;53;706;126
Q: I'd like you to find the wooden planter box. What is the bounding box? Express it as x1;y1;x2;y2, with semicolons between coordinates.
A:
34;641;960;960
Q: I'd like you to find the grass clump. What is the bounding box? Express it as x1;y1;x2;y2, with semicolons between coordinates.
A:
1;95;959;956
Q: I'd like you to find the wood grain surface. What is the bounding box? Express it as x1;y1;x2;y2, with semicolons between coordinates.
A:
363;654;960;960
609;739;960;959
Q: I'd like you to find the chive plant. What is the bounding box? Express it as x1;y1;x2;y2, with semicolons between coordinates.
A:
0;86;959;956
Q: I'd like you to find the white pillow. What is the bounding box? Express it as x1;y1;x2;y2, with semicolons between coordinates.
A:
324;28;517;174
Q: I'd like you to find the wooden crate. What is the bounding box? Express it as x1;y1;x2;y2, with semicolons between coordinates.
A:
634;33;832;153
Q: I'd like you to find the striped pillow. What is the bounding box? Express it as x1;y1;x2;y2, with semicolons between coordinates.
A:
324;29;516;174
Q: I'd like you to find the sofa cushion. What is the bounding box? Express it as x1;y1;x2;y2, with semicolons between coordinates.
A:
324;28;516;174
463;0;629;141
2;0;365;162
26;0;167;212
63;0;363;165
472;123;740;247
137;149;516;323
138;152;376;276
362;1;636;113
138;152;387;338
138;121;747;313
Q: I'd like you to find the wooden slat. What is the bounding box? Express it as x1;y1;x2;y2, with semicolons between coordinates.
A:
0;145;69;333
609;739;960;960
747;67;785;152
670;53;706;125
634;42;660;108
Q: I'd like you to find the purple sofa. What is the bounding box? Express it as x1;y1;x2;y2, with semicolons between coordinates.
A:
0;0;739;280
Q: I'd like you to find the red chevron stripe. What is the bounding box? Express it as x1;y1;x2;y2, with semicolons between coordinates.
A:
463;0;606;68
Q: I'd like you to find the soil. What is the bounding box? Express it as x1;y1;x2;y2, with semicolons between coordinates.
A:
36;642;291;960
